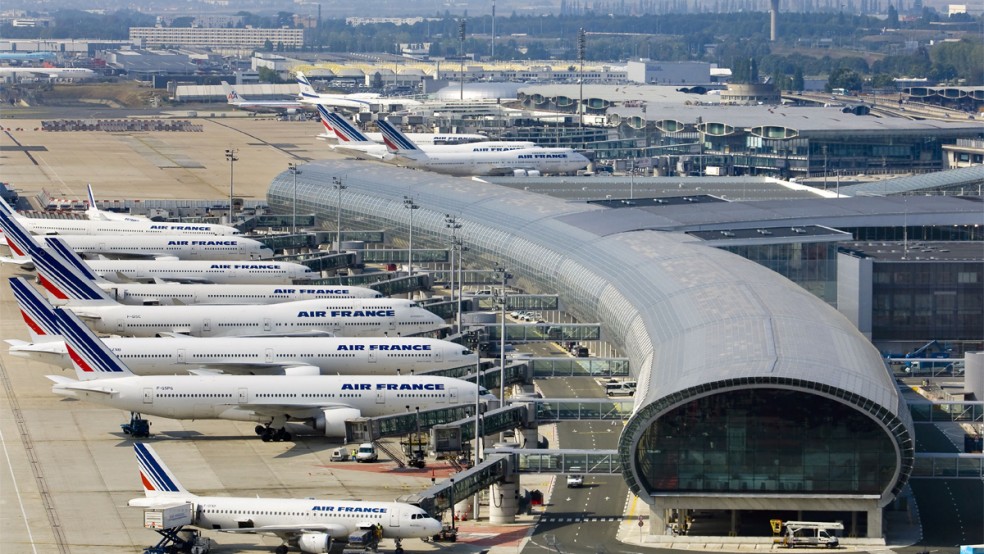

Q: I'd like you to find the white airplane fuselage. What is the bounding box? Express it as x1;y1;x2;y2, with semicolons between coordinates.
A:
80;260;316;285
397;148;590;176
12;336;475;375
7;215;239;236
55;374;483;430
70;298;445;338
7;234;273;261
89;282;381;306
129;495;441;541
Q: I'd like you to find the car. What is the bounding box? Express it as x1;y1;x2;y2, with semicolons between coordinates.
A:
355;443;378;463
566;469;584;488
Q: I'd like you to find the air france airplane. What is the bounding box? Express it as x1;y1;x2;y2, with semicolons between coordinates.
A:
0;207;273;266
29;238;376;305
84;184;150;222
129;442;441;553
48;309;491;441
12;262;445;338
376;119;590;177
9;283;474;375
318;108;531;160
0;214;313;285
0;196;239;237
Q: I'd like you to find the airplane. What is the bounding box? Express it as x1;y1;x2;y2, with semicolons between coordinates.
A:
0;196;240;237
8;282;474;375
128;442;442;554
0;51;56;61
376;119;591;177
295;71;383;112
84;184;150;222
319;108;532;160
0;67;94;80
26;236;376;305
221;81;306;114
46;308;490;442
0;213;272;266
11;259;445;338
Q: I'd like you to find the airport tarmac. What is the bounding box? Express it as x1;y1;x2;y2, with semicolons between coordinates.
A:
0;110;545;554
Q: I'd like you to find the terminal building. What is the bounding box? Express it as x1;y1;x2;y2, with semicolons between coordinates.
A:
267;160;916;539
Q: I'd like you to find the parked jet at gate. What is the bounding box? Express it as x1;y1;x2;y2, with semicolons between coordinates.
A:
11;259;444;337
222;81;306;114
0;215;272;265
84;184;150;222
376;119;590;177
296;71;384;112
0;215;312;285
9;283;474;375
129;442;441;553
0;197;239;237
319;108;531;160
26;237;375;305
48;309;489;440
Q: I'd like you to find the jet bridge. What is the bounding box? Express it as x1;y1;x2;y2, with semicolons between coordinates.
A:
398;454;511;517
479;323;602;343
421;361;533;391
305;273;432;296
273;251;357;272
362;248;449;264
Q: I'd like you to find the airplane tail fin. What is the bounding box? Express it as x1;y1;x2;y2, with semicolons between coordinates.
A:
296;71;319;100
220;81;241;104
133;443;190;497
52;308;135;380
0;207;41;258
376;119;423;155
33;239;114;305
319;107;373;143
8;277;62;341
84;184;108;221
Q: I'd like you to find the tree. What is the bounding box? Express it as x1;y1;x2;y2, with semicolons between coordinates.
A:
263;39;273;51
826;67;864;92
370;72;384;89
886;5;899;28
257;67;283;83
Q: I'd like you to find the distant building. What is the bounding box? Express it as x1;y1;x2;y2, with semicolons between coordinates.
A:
627;60;715;85
943;138;984;168
130;27;304;49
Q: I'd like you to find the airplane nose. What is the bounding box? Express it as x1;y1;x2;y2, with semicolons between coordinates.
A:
426;518;442;534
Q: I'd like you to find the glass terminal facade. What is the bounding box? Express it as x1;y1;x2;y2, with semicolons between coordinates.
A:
636;389;898;494
719;242;838;306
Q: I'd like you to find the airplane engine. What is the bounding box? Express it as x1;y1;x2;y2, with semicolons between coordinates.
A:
297;532;332;553
314;407;362;437
282;365;321;377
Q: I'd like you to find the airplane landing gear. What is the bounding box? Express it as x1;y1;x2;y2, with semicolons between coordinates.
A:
255;426;291;442
394;538;404;554
122;412;151;438
274;545;288;554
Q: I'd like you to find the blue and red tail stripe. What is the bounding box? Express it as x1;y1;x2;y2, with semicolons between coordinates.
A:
31;247;105;301
8;277;61;336
134;443;182;493
44;237;100;280
52;309;126;374
0;210;41;256
325;112;371;142
376;120;418;151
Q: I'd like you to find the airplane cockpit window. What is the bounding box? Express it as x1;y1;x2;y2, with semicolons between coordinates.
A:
479;387;491;396
462;349;472;356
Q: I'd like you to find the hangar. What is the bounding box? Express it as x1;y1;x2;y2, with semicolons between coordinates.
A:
267;160;914;538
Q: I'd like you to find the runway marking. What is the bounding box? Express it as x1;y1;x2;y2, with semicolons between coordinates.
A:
0;424;38;554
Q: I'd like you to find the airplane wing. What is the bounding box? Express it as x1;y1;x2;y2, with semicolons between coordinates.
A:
183;362;320;376
328;145;391;161
220;523;350;542
245;403;353;421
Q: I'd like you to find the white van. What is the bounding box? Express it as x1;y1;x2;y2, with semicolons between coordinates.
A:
355;443;378;463
605;383;635;396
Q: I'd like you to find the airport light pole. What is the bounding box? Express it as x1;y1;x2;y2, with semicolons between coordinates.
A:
225;148;238;224
288;162;300;234
577;28;586;149
494;263;510;405
403;196;419;277
332;176;346;251
445;214;462;323
458;20;466;101
455;236;467;334
474;327;483;466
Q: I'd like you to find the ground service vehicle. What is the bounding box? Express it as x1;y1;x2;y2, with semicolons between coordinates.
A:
781;521;843;548
355;443;378;462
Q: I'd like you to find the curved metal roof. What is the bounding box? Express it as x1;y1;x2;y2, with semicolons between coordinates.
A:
267;160;913;500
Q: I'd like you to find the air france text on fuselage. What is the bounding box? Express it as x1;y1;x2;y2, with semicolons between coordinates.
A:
167;240;238;246
311;506;387;513
297;310;396;317
274;288;351;294
517;153;569;159
151;225;211;231
336;344;432;351
341;383;446;391
210;264;280;269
